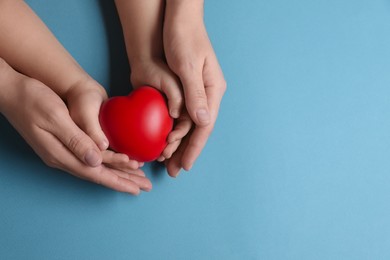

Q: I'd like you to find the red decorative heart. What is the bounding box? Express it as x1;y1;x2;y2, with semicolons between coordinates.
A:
99;86;173;162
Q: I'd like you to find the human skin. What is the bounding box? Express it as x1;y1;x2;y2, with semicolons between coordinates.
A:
0;58;151;195
163;0;227;175
0;0;149;194
114;0;193;176
115;0;226;177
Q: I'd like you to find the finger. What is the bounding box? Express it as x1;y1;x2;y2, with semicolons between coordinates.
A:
104;162;139;174
160;74;183;119
46;113;102;167
113;170;152;192
104;161;147;176
102;150;140;170
33;127;141;195
90;167;142;195
177;65;211;126
182;56;226;170
70;92;109;150
162;139;182;160
181;73;225;170
129;169;146;177
165;133;190;178
181;125;211;171
160;112;191;162
168;113;193;143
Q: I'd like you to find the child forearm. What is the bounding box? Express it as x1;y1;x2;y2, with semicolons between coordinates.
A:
114;0;165;66
0;0;94;98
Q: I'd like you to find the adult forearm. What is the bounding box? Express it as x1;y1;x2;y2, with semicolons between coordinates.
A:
0;0;90;98
165;0;204;24
115;0;165;66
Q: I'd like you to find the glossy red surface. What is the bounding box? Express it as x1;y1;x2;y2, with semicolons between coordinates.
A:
99;86;173;162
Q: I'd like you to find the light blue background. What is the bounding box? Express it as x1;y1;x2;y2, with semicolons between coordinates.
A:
1;0;390;259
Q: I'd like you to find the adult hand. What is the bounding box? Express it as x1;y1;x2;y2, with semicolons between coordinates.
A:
0;59;151;194
163;0;226;176
65;78;144;172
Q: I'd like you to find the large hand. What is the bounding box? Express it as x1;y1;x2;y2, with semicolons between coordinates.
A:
163;2;226;176
0;59;151;194
130;59;192;164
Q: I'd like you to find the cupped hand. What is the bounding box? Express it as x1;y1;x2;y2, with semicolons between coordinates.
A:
0;59;151;194
130;58;193;164
65;78;144;172
163;10;226;176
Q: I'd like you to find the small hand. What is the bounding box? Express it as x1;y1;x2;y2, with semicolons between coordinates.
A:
0;60;151;194
157;109;192;163
65;78;144;172
130;59;192;163
102;150;144;173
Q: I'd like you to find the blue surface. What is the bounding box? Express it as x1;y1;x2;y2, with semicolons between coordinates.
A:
1;0;390;259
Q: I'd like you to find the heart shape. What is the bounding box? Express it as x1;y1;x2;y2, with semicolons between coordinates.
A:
99;86;173;162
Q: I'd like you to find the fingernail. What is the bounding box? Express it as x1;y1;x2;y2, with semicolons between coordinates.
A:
196;109;210;125
183;163;193;171
131;189;141;196
99;141;109;150
168;135;177;143
170;109;180;118
85;149;101;167
172;169;182;178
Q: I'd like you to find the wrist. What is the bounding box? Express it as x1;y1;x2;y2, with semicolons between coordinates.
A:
64;76;107;102
128;53;164;69
0;58;20;114
165;0;204;24
128;54;164;69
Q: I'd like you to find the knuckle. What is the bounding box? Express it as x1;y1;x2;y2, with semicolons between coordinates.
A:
192;88;207;104
163;86;183;106
163;152;173;160
175;60;198;76
67;133;86;154
176;122;192;134
163;146;174;159
43;155;60;169
46;106;65;126
111;174;121;188
170;96;183;108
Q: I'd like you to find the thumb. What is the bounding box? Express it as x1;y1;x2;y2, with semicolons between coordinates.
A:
68;93;109;151
49;115;103;167
178;70;210;126
160;74;184;119
72;107;109;152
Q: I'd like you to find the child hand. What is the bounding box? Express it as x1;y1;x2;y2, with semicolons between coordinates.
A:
130;59;193;163
157;109;192;163
65;78;144;172
0;59;151;194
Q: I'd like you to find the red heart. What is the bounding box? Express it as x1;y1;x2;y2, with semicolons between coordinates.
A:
99;86;173;162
